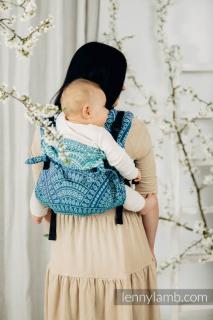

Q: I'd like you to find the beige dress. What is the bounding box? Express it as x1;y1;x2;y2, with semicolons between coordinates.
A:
31;116;160;320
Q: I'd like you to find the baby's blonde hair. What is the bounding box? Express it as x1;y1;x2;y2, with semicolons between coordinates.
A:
60;78;105;117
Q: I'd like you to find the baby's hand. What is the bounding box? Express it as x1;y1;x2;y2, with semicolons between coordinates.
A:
132;169;142;183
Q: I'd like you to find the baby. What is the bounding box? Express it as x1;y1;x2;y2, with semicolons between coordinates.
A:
30;78;156;223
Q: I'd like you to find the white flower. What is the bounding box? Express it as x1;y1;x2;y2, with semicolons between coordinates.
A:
203;175;213;186
201;237;213;249
193;221;205;234
0;2;9;11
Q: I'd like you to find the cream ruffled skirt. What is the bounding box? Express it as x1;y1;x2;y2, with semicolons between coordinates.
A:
44;209;161;320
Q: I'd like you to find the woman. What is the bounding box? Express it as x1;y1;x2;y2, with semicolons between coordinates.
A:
31;42;160;319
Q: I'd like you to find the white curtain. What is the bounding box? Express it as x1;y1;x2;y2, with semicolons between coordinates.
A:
0;1;100;319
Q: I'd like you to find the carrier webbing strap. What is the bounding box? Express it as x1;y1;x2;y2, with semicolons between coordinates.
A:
41;154;57;240
48;209;57;241
40;120;57;241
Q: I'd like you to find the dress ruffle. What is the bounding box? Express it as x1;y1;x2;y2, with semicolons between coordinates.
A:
44;262;160;320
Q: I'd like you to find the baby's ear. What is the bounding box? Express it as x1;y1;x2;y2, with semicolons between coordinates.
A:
82;105;91;118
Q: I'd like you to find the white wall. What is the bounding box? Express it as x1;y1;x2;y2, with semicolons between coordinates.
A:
98;1;213;318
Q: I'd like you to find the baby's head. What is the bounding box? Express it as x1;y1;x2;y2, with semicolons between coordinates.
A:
60;78;109;126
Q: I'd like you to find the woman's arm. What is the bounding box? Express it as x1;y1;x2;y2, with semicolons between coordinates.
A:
130;118;159;252
142;194;159;252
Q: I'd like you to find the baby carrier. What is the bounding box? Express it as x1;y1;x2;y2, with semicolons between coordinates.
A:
25;109;135;240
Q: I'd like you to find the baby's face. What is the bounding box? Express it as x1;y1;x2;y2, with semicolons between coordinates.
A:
93;106;109;127
90;90;109;127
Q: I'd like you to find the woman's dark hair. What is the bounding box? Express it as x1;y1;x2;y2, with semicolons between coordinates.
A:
50;41;127;110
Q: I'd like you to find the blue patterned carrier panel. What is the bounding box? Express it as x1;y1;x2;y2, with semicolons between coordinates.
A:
25;109;134;216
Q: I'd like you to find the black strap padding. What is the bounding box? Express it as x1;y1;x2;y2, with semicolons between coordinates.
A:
43;156;50;170
109;111;127;225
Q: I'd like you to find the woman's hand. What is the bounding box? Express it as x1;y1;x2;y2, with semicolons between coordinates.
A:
151;249;157;268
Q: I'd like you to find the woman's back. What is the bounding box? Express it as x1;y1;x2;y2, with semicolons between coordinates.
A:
34;115;161;320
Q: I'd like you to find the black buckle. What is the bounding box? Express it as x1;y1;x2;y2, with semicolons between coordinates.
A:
43;156;50;170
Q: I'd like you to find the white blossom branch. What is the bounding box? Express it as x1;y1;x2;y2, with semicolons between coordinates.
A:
0;84;72;164
0;0;54;57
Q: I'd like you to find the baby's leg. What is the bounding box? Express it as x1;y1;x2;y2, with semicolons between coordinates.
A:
30;189;49;221
123;185;145;212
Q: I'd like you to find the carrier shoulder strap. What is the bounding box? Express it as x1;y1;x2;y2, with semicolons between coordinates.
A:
109;110;129;225
110;110;125;141
42;116;57;241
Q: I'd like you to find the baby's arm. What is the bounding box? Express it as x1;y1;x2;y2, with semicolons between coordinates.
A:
98;127;139;180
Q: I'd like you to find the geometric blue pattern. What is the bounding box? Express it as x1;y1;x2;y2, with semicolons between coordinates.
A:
25;109;134;216
104;108;134;148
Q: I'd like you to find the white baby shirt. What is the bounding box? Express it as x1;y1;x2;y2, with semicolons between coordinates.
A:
56;111;138;180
